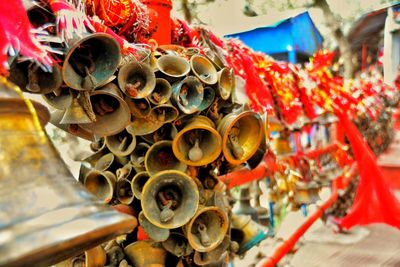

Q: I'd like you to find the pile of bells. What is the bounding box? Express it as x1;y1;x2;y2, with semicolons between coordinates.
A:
9;32;271;267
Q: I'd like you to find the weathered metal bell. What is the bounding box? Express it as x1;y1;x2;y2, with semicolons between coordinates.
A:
50;110;95;141
145;140;187;176
193;235;230;266
156;54;190;80
105;125;136;157
172;76;204;114
43;88;73;110
84;169;116;203
124;241;167;267
79;83;131;137
231;214;268;255
217;68;235;100
162;232;193;257
233;185;259;221
217;111;263;165
139;211;170;242
63;33;121;91
198;87;216;112
149;78;172;105
172;116;222;166
60;95;92;124
143;122;178;144
125;96;151;118
116;177;134;205
141;170;199;229
190;54;218;85
94;153;121;172
118;61;156;99
130;142;150;167
151;104;179;124
0;79;136;266
131;171;151;200
184;206;229;252
9;61;63;94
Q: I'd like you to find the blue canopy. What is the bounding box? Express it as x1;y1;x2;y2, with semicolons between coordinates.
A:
225;11;323;63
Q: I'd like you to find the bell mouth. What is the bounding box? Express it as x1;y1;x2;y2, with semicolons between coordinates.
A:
130;143;150;167
125;96;151;118
218;68;234;100
145;141;187;176
84;170;115;203
149;78;172;105
116;178;134;205
162;233;193;257
157;55;190;78
118;62;156;99
172;76;204;114
131;171;150;199
63;33;121;91
105;128;136;157
190;55;218;85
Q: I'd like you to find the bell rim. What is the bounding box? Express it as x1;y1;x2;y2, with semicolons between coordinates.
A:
118;61;156;99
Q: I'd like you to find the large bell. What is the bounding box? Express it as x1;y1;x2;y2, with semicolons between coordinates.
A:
63;33;121;91
124;241;167;267
217;111;263;165
118;61;156;99
149;78;172;105
157;54;190;80
9;61;63;94
217;67;235;100
190;54;218;85
141;170;199;229
0;78;136;266
79;83;131;137
172;76;204;114
172;116;222;166
231;214;268;255
43;88;73;110
105;125;136;157
184;206;229;252
145;140;187;176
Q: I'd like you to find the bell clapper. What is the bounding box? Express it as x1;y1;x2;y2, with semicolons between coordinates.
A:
197;222;211;246
158;192;175;223
27;62;40;93
228;126;244;159
188;138;203;162
80;91;97;122
116;166;129;180
82;66;97;90
180;86;189;106
118;136;128;152
174;240;186;257
125;80;141;97
93;96;114;116
137;101;148;110
157;109;166;122
152;92;162;103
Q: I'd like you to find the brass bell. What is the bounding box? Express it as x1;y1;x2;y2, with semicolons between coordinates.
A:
124;241;167;267
118;61;156;99
84;170;116;203
94;153;121;172
141;170;199;229
9;61;63;94
193;235;230;266
217;67;235;100
50;110;95;141
125;96;151;118
217;111;263;165
130;142;150;167
145;140;187;176
149;78;172;105
162;232;193;257
190;54;218;85
157;54;190;80
0;78;136;266
79;83;131;137
131;171;151;199
231;214;268;255
172;76;204;114
198;87;216;112
184;206;229;252
143;122;178;144
151;104;179;124
60;94;92;124
105;125;136;157
63;33;121;91
172;116;222;166
43;88;73;110
116;177;134;205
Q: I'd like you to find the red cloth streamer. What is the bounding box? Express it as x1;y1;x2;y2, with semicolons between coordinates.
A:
336;112;400;229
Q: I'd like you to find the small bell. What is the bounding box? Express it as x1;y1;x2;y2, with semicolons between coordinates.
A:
188;139;203;162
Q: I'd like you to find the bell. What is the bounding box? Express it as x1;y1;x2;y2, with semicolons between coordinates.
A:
145;140;187;176
233;185;259;221
125;96;151;118
190;54;218;85
60;95;92;124
9;60;63;94
184;206;229;252
79;83;131;137
198;87;216;112
94;153;121;172
50;110;95;141
141;170;199;229
118;61;156;99
231;214;268;255
124;241;167;267
56;245;107;267
116;177;134;205
171;76;204;114
217;111;263;165
156;54;190;80
43;88;73;110
172;116;222;166
143;122;178;144
247;133;266;169
149;78;172;105
130;142;151;167
193;235;230;266
216;68;235;100
151;104;179;124
0;78;136;266
139;212;170;242
63;33;121;91
84;169;116;203
105;125;136;157
162;232;193;257
131;171;151;199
